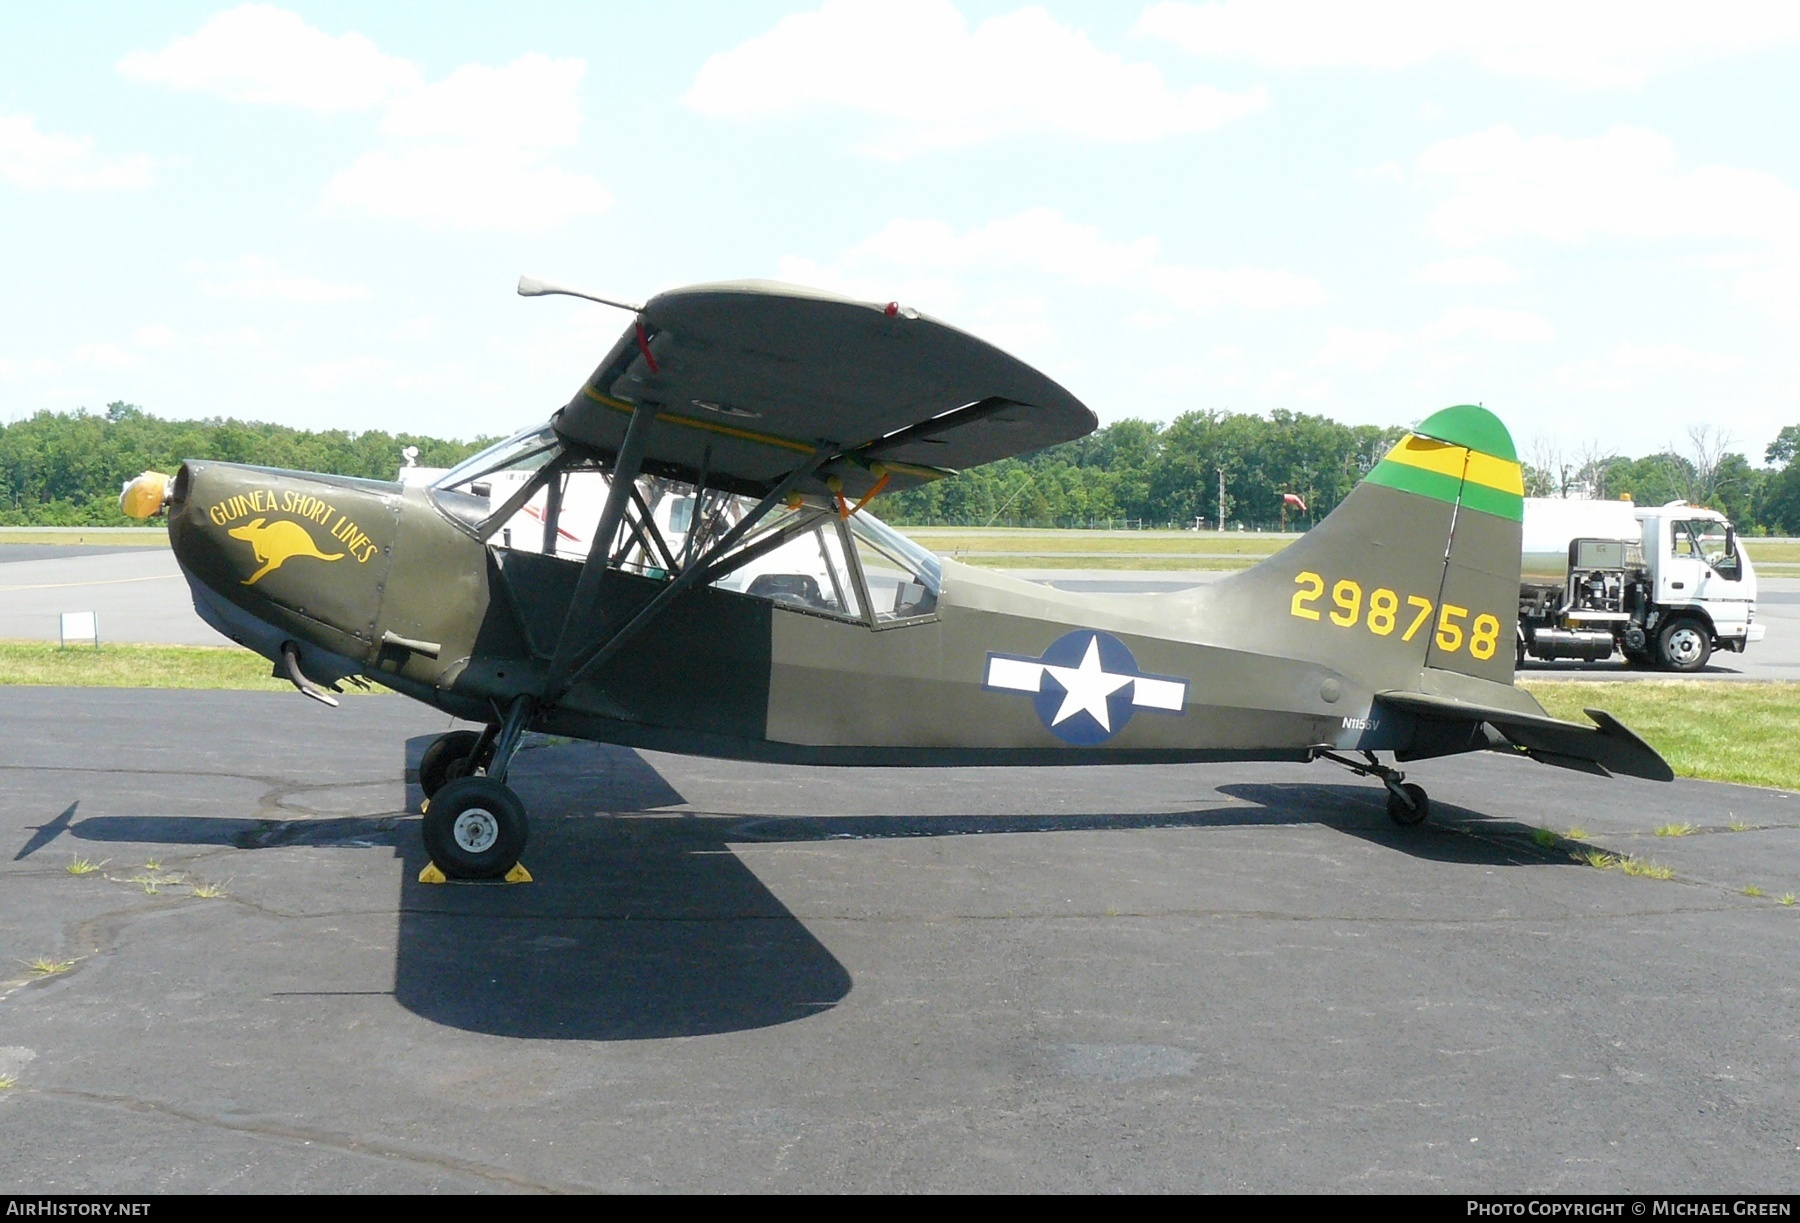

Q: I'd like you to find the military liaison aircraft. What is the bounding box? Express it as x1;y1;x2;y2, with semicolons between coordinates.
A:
121;279;1670;881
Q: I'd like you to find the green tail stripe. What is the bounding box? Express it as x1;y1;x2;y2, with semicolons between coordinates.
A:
1414;404;1518;463
1364;459;1461;506
1459;480;1525;522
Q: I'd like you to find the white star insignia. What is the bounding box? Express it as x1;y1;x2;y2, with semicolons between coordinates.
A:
1041;636;1135;731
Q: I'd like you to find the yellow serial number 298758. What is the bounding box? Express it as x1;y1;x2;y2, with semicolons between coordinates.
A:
1288;571;1500;660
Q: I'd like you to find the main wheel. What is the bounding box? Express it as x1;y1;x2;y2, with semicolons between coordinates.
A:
1657;618;1712;673
1386;782;1430;827
418;730;482;798
421;776;528;880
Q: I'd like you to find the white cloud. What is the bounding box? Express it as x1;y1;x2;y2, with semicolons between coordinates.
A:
1418;124;1800;324
73;343;139;369
131;325;180;348
303;356;389;392
1315;307;1554;373
380;54;583;148
1552;343;1746;394
198;255;369;303
685;0;1265;157
1420;307;1556;344
0;113;152;191
120;11;608;231
1316;327;1408;372
1413;256;1523;286
324;145;611;231
1418;125;1800;249
1136;1;1800;88
778;209;1325;316
0;357;59;379
118;4;420;111
328;52;609;230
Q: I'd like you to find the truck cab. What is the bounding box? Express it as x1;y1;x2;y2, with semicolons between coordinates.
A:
1637;504;1760;666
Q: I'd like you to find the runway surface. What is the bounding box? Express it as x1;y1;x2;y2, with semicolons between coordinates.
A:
4;545;1797;679
2;689;1797;1192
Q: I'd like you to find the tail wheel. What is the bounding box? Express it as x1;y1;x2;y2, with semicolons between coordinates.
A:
418;730;482;799
1386;782;1430;827
1657;619;1712;673
421;776;529;880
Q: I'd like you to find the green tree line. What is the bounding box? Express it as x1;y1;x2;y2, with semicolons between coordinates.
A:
884;409;1409;529
9;403;1800;535
0;403;495;526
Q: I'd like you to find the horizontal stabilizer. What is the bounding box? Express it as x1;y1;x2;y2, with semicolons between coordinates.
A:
1376;690;1674;782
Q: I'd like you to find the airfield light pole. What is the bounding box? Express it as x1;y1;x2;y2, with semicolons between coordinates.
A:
1217;468;1226;533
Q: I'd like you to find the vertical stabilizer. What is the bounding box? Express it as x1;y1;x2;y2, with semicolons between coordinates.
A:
1200;405;1524;694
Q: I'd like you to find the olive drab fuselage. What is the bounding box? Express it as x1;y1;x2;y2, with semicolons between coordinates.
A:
165;415;1577;773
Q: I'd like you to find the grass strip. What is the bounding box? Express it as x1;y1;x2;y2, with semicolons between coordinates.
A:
0;640;296;691
0;528;169;547
1522;680;1800;792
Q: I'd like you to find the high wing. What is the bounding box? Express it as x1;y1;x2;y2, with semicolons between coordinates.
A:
552;280;1098;499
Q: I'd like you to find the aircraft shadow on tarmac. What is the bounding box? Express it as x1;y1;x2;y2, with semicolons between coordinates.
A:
19;740;1571;1042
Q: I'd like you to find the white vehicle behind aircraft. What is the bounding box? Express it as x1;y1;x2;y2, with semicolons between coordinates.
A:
1518;498;1762;671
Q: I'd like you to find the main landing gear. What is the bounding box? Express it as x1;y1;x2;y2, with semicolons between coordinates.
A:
417;697;535;880
1314;750;1431;827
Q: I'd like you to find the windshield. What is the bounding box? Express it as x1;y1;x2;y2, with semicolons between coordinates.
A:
427;425;563;537
431;425;560;493
1672;518;1733;566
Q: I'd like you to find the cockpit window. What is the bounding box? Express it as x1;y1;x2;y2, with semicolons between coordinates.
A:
846;511;940;623
706;501;938;626
709;505;865;622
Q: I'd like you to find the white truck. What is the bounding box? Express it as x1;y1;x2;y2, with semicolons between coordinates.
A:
1517;498;1763;671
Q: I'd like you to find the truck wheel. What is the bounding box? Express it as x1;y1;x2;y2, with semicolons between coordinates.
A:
1657;619;1712;673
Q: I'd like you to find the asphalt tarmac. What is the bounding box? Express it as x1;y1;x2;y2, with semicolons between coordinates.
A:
2;689;1797;1192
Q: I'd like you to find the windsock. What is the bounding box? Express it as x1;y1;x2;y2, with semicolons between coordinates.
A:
119;471;171;519
1282;492;1307;511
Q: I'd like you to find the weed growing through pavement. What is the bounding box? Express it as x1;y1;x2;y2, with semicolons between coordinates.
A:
1579;849;1617;870
1654;823;1694;837
189;882;227;899
0;1075;16;1090
1618;857;1675;880
65;857;104;876
22;957;74;975
1532;828;1559;849
1781;894;1797;907
1566;826;1589;841
1727;816;1753;832
1743;885;1765;897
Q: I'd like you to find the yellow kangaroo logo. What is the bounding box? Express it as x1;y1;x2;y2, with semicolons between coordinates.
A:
227;518;346;585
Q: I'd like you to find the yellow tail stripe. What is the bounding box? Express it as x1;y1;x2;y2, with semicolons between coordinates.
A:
1382;435;1523;496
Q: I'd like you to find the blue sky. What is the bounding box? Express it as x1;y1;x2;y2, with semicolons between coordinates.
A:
3;1;1797;467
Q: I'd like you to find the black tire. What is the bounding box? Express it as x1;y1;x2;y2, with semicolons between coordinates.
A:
418;730;482;799
421;776;529;880
1386;782;1430;827
1657;618;1712;673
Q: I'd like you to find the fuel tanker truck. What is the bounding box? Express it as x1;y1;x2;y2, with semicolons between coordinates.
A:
1518;498;1762;671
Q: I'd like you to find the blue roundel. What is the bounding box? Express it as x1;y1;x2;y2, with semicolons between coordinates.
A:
1029;630;1146;745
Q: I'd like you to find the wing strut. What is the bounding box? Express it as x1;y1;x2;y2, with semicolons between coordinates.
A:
544;442;837;704
545;404;661;693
